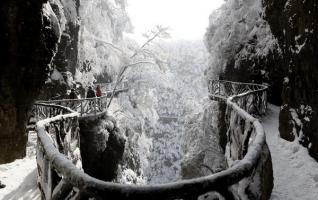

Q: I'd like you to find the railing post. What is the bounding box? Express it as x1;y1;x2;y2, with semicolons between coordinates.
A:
94;98;96;114
218;81;221;95
35;105;38;121
105;96;107;110
80;101;83;116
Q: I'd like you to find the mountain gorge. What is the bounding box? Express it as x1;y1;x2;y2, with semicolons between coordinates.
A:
0;0;317;199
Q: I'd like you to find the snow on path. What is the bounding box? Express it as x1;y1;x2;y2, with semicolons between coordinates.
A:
0;158;40;200
263;105;318;200
0;131;40;200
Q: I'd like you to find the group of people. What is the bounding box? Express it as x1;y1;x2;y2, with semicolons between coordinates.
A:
69;85;102;99
86;85;102;98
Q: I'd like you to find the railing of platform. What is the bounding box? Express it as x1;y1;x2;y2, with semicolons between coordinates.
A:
34;79;272;199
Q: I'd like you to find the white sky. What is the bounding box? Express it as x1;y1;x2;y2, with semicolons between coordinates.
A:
126;0;224;42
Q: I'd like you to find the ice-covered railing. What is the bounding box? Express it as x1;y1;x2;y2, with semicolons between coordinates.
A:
208;79;268;158
99;80;129;93
36;81;129;116
34;103;82;199
208;79;272;198
36;95;108;116
34;79;271;199
209;79;268;114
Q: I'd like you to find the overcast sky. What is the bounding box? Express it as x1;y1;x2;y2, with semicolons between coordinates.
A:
126;0;224;42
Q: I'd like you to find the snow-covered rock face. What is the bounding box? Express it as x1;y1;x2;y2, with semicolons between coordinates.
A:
37;0;79;100
204;0;284;105
39;0;132;99
76;0;132;86
263;0;318;161
79;113;125;181
0;0;61;164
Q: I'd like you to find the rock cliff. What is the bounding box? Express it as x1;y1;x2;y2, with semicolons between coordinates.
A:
0;0;130;164
204;0;283;105
264;0;318;160
0;0;61;163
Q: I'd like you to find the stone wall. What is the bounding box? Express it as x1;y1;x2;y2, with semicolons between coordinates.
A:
204;0;284;105
38;0;81;100
0;0;61;164
264;0;318;160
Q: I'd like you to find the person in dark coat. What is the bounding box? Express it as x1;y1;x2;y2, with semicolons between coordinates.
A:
86;86;96;98
0;181;5;189
69;88;77;99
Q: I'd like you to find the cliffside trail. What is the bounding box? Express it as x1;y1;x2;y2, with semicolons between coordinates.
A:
263;105;318;200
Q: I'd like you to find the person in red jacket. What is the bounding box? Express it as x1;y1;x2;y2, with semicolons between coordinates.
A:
95;85;102;97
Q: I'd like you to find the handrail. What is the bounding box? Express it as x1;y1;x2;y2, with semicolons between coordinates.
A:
98;81;129;92
35;79;271;199
34;102;76;113
36;95;108;116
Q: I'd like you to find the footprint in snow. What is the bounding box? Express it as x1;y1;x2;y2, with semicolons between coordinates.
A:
290;144;300;153
291;162;303;168
0;166;8;172
313;174;318;183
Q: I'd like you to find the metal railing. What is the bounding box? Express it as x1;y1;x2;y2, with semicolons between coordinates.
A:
34;79;271;199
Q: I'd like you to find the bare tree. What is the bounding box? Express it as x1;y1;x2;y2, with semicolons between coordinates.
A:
106;25;170;108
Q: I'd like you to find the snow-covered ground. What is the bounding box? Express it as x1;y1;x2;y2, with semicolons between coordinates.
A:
263;105;318;200
0;132;40;200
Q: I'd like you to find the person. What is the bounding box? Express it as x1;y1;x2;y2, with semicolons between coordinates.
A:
76;82;85;98
96;85;102;97
86;86;96;98
69;88;77;99
0;181;5;189
86;86;96;109
68;88;78;109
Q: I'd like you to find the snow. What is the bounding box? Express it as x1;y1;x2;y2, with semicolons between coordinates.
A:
295;39;307;54
0;159;39;200
109;40;209;184
0;131;40;200
205;0;280;78
263;104;318;200
283;77;289;84
43;1;64;41
77;0;132;86
117;168;146;185
50;68;64;82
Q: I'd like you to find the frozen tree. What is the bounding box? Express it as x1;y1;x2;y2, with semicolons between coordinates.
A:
111;39;211;184
204;0;280;79
107;25;170;108
75;0;133;87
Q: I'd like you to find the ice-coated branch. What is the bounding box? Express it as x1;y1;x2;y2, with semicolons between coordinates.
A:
107;26;170;108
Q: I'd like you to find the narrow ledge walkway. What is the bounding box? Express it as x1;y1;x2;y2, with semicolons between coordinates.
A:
263;105;318;200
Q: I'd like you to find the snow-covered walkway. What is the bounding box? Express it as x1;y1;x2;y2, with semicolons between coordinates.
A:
263;105;318;200
0;131;40;200
0;158;39;200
